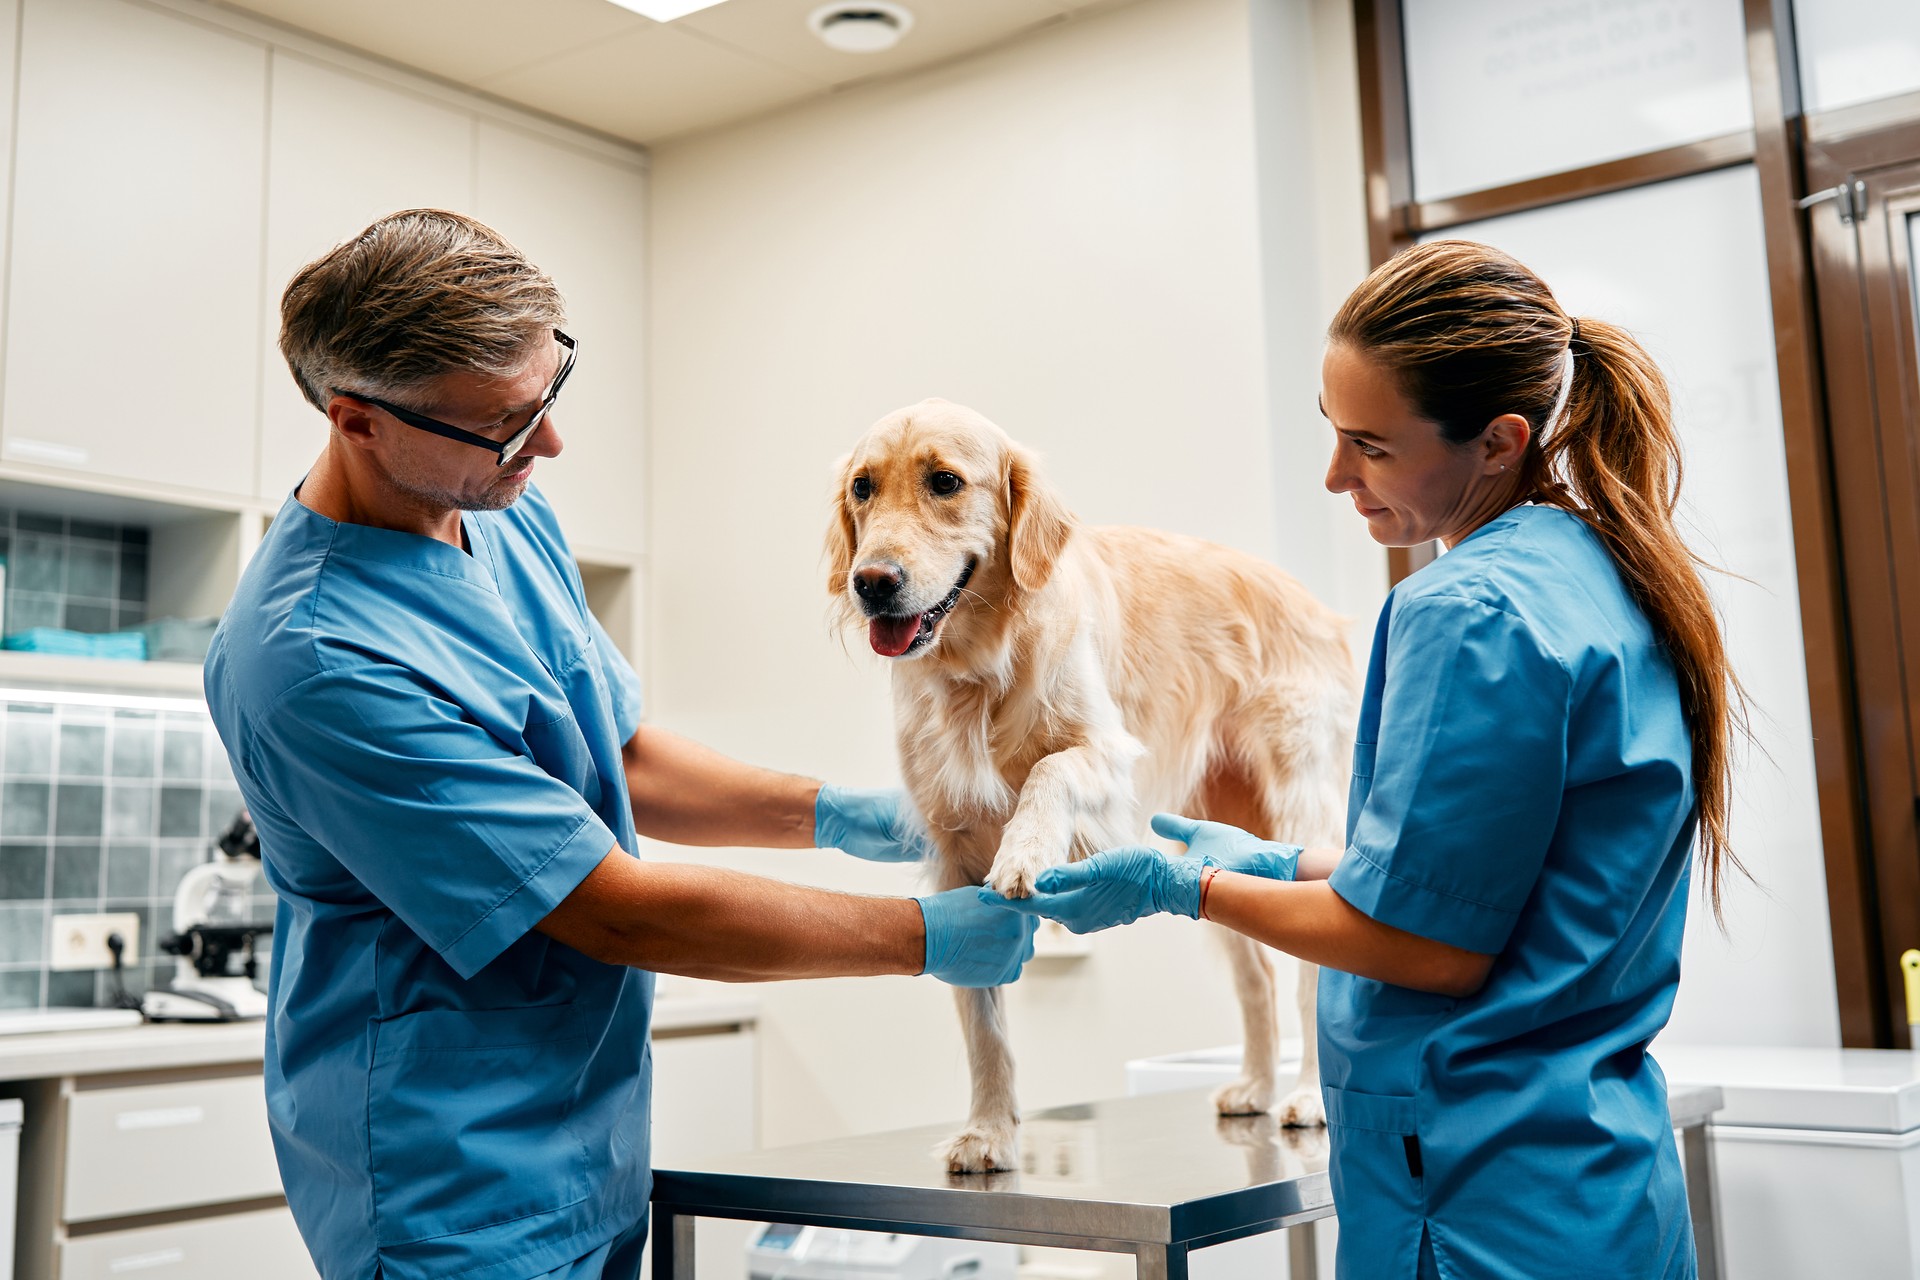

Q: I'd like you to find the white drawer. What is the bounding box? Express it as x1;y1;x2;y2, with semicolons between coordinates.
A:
64;1076;282;1222
60;1205;317;1280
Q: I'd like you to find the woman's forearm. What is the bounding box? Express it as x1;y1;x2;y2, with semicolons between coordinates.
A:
1294;846;1344;881
1204;874;1493;997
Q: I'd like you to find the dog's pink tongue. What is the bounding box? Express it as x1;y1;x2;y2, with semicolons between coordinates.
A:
869;615;923;657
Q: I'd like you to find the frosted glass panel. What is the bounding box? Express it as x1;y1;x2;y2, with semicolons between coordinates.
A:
1404;0;1752;201
1912;213;1920;348
1794;0;1920;114
1424;167;1839;1047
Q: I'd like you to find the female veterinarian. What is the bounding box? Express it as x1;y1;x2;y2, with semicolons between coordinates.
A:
995;239;1733;1280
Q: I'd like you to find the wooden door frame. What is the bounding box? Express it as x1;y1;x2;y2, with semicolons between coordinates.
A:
1802;117;1920;1045
1747;0;1890;1047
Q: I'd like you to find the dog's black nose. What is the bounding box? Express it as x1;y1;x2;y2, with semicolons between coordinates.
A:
853;564;903;606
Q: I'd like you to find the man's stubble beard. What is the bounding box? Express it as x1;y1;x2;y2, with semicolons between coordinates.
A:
378;449;527;514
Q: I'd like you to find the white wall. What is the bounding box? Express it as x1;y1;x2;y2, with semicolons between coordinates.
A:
647;0;1379;1149
1252;0;1382;632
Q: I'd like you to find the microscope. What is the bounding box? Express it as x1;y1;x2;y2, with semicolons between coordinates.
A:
141;811;273;1021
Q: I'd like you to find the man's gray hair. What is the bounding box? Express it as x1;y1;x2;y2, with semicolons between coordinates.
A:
279;208;566;412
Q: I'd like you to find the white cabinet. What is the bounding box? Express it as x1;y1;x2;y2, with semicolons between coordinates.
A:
7;1064;301;1280
476;122;648;557
638;1015;759;1280
5;1016;751;1280
0;0;21;402
652;1027;758;1164
60;1206;317;1280
0;0;647;598
256;54;479;501
63;1075;281;1222
3;0;266;501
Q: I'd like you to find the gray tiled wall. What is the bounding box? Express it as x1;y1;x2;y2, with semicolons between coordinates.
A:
0;697;271;1009
0;511;149;636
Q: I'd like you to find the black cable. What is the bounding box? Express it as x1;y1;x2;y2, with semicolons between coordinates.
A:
104;932;145;1015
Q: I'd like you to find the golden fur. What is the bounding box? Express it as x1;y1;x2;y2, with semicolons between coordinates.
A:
828;399;1357;1173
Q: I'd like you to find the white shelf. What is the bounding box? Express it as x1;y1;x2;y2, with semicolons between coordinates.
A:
0;651;206;698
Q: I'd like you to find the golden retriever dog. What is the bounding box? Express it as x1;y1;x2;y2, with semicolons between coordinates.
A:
826;399;1357;1173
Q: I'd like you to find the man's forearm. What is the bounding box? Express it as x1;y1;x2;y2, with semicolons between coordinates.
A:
623;724;820;848
537;849;924;982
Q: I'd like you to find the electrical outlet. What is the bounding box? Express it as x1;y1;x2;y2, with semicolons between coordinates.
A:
49;912;141;972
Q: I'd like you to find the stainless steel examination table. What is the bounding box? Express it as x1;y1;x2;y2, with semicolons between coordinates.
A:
652;1084;1728;1280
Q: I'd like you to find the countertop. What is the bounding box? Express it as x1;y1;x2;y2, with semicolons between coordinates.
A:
1657;1044;1920;1134
0;992;759;1082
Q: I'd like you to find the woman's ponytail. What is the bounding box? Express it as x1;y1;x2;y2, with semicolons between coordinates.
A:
1547;318;1748;921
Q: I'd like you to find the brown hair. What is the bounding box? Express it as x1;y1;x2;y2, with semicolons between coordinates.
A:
278;208;565;412
1329;238;1748;920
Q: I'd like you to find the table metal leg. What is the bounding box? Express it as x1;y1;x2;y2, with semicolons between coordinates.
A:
1680;1123;1725;1280
652;1207;697;1280
1287;1219;1319;1280
1135;1242;1189;1280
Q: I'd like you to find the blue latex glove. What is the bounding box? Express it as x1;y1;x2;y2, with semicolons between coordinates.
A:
916;887;1040;987
982;846;1205;934
1150;813;1302;882
814;785;928;862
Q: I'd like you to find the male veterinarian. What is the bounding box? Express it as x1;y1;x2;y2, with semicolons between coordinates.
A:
204;209;1035;1280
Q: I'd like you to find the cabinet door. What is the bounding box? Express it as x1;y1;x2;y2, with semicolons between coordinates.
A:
257;54;478;501
3;0;266;500
0;0;20;388
476;123;647;556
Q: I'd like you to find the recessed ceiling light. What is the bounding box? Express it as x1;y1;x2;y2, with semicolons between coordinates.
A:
604;0;730;21
808;3;914;53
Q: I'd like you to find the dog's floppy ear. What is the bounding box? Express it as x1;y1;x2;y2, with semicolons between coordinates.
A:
824;453;858;599
1005;446;1074;594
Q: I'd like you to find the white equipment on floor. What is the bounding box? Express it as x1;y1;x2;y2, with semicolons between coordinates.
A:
745;1224;1016;1280
1657;1043;1920;1280
141;811;272;1022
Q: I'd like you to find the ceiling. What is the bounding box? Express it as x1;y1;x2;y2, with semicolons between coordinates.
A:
210;0;1123;147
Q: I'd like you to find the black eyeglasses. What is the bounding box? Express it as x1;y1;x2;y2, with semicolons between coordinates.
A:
332;330;577;468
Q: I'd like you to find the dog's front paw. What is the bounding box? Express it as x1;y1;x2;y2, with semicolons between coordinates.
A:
1276;1084;1327;1128
985;858;1044;899
938;1124;1019;1174
1212;1075;1276;1117
985;831;1054;899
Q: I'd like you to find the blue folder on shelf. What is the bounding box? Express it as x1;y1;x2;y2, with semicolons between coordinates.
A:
0;627;147;660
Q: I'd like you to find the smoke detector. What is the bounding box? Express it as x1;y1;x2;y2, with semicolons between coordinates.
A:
808;3;914;53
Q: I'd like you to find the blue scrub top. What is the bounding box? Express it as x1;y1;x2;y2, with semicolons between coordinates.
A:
1322;505;1697;1280
205;485;653;1280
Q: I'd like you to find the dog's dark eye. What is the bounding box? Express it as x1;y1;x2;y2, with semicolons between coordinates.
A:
851;476;873;502
928;471;963;496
